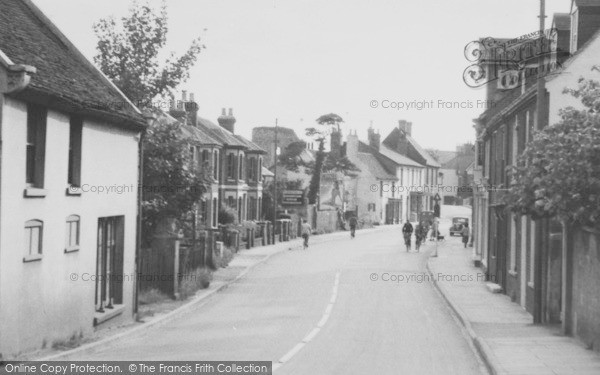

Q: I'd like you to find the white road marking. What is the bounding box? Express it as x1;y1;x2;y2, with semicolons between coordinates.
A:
274;271;341;371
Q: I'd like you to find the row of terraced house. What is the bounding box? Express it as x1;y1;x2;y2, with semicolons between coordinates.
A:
472;0;600;352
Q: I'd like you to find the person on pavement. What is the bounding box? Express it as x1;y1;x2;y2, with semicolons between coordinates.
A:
402;221;413;252
461;223;470;248
415;221;425;252
301;219;312;249
349;216;358;238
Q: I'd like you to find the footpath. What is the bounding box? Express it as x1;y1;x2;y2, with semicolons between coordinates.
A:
34;225;392;361
427;240;600;375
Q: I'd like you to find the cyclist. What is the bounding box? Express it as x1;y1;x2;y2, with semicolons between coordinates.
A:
349;216;358;238
402;221;413;252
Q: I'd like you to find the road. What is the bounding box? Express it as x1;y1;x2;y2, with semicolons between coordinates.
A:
71;206;484;374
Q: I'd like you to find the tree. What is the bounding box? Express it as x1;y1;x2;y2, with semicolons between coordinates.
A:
141;116;207;241
306;114;344;204
278;141;307;172
93;0;205;104
262;179;304;221
506;70;600;226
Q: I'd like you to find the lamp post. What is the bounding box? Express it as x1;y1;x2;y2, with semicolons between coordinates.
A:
533;0;546;325
272;119;278;243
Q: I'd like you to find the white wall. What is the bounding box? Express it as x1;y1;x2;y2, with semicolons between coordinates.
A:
547;33;600;125
0;97;140;357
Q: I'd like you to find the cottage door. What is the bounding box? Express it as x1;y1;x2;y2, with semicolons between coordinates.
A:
95;216;124;314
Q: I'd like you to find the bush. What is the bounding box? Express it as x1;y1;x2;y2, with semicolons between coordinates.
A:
218;206;238;225
178;267;213;300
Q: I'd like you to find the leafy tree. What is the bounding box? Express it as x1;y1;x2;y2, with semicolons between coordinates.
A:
306;114;344;204
506;71;600;225
262;179;305;221
278;141;307;172
93;0;205;104
141;116;207;241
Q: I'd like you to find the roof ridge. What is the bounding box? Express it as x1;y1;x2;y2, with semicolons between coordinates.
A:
19;0;142;116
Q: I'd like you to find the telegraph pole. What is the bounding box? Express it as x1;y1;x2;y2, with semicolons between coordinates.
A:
533;0;546;325
272;118;278;243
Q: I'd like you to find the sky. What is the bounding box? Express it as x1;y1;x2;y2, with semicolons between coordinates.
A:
32;0;572;151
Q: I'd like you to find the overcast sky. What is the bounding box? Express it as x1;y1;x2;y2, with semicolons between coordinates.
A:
32;0;571;151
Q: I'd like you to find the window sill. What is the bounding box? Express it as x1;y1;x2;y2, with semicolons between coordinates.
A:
66;186;82;196
64;246;80;253
23;187;47;198
94;304;125;326
23;253;43;262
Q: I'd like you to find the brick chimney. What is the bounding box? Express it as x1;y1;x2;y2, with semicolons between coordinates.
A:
218;107;236;133
346;130;359;159
185;92;199;126
398;120;412;136
396;120;411;156
367;125;381;151
330;129;343;157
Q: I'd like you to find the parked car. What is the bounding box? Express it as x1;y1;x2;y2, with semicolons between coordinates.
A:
449;217;469;236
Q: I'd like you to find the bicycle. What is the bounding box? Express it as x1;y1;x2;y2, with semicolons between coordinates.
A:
403;232;412;252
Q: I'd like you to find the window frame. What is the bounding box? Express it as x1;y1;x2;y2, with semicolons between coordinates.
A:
25;104;47;193
65;215;81;253
68;116;83;189
24;219;43;262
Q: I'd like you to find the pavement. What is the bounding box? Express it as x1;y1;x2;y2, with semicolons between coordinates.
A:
41;224;487;375
428;238;600;375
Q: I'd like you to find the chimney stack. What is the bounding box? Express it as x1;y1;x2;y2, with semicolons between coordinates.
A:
367;125;381;151
218;107;236;134
398;120;412;136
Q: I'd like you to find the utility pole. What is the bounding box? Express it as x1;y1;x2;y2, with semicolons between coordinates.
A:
272;119;278;244
533;0;546;325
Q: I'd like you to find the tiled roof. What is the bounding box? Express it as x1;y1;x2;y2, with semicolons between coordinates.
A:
192;117;264;152
407;135;441;168
356;152;397;181
0;0;145;129
261;166;274;177
574;0;600;7
378;144;424;168
430;150;457;166
552;13;571;30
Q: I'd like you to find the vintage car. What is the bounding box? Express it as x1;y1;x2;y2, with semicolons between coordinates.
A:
449;217;469;236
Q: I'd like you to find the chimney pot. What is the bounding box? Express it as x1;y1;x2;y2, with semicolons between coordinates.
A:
182;90;187;102
190;93;195;102
228;108;233;116
222;108;226;116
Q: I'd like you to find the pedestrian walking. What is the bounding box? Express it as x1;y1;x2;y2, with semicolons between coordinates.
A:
301;219;312;249
415;221;426;252
349;216;358;238
402;221;413;252
461;223;469;248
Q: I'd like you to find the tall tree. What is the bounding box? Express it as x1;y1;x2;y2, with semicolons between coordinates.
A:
306;113;344;204
93;0;205;104
506;69;600;225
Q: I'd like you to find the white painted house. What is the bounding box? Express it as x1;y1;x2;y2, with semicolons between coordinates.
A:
0;0;146;358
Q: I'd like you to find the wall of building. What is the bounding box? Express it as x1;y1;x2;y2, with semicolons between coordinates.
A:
0;97;139;357
570;227;600;352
